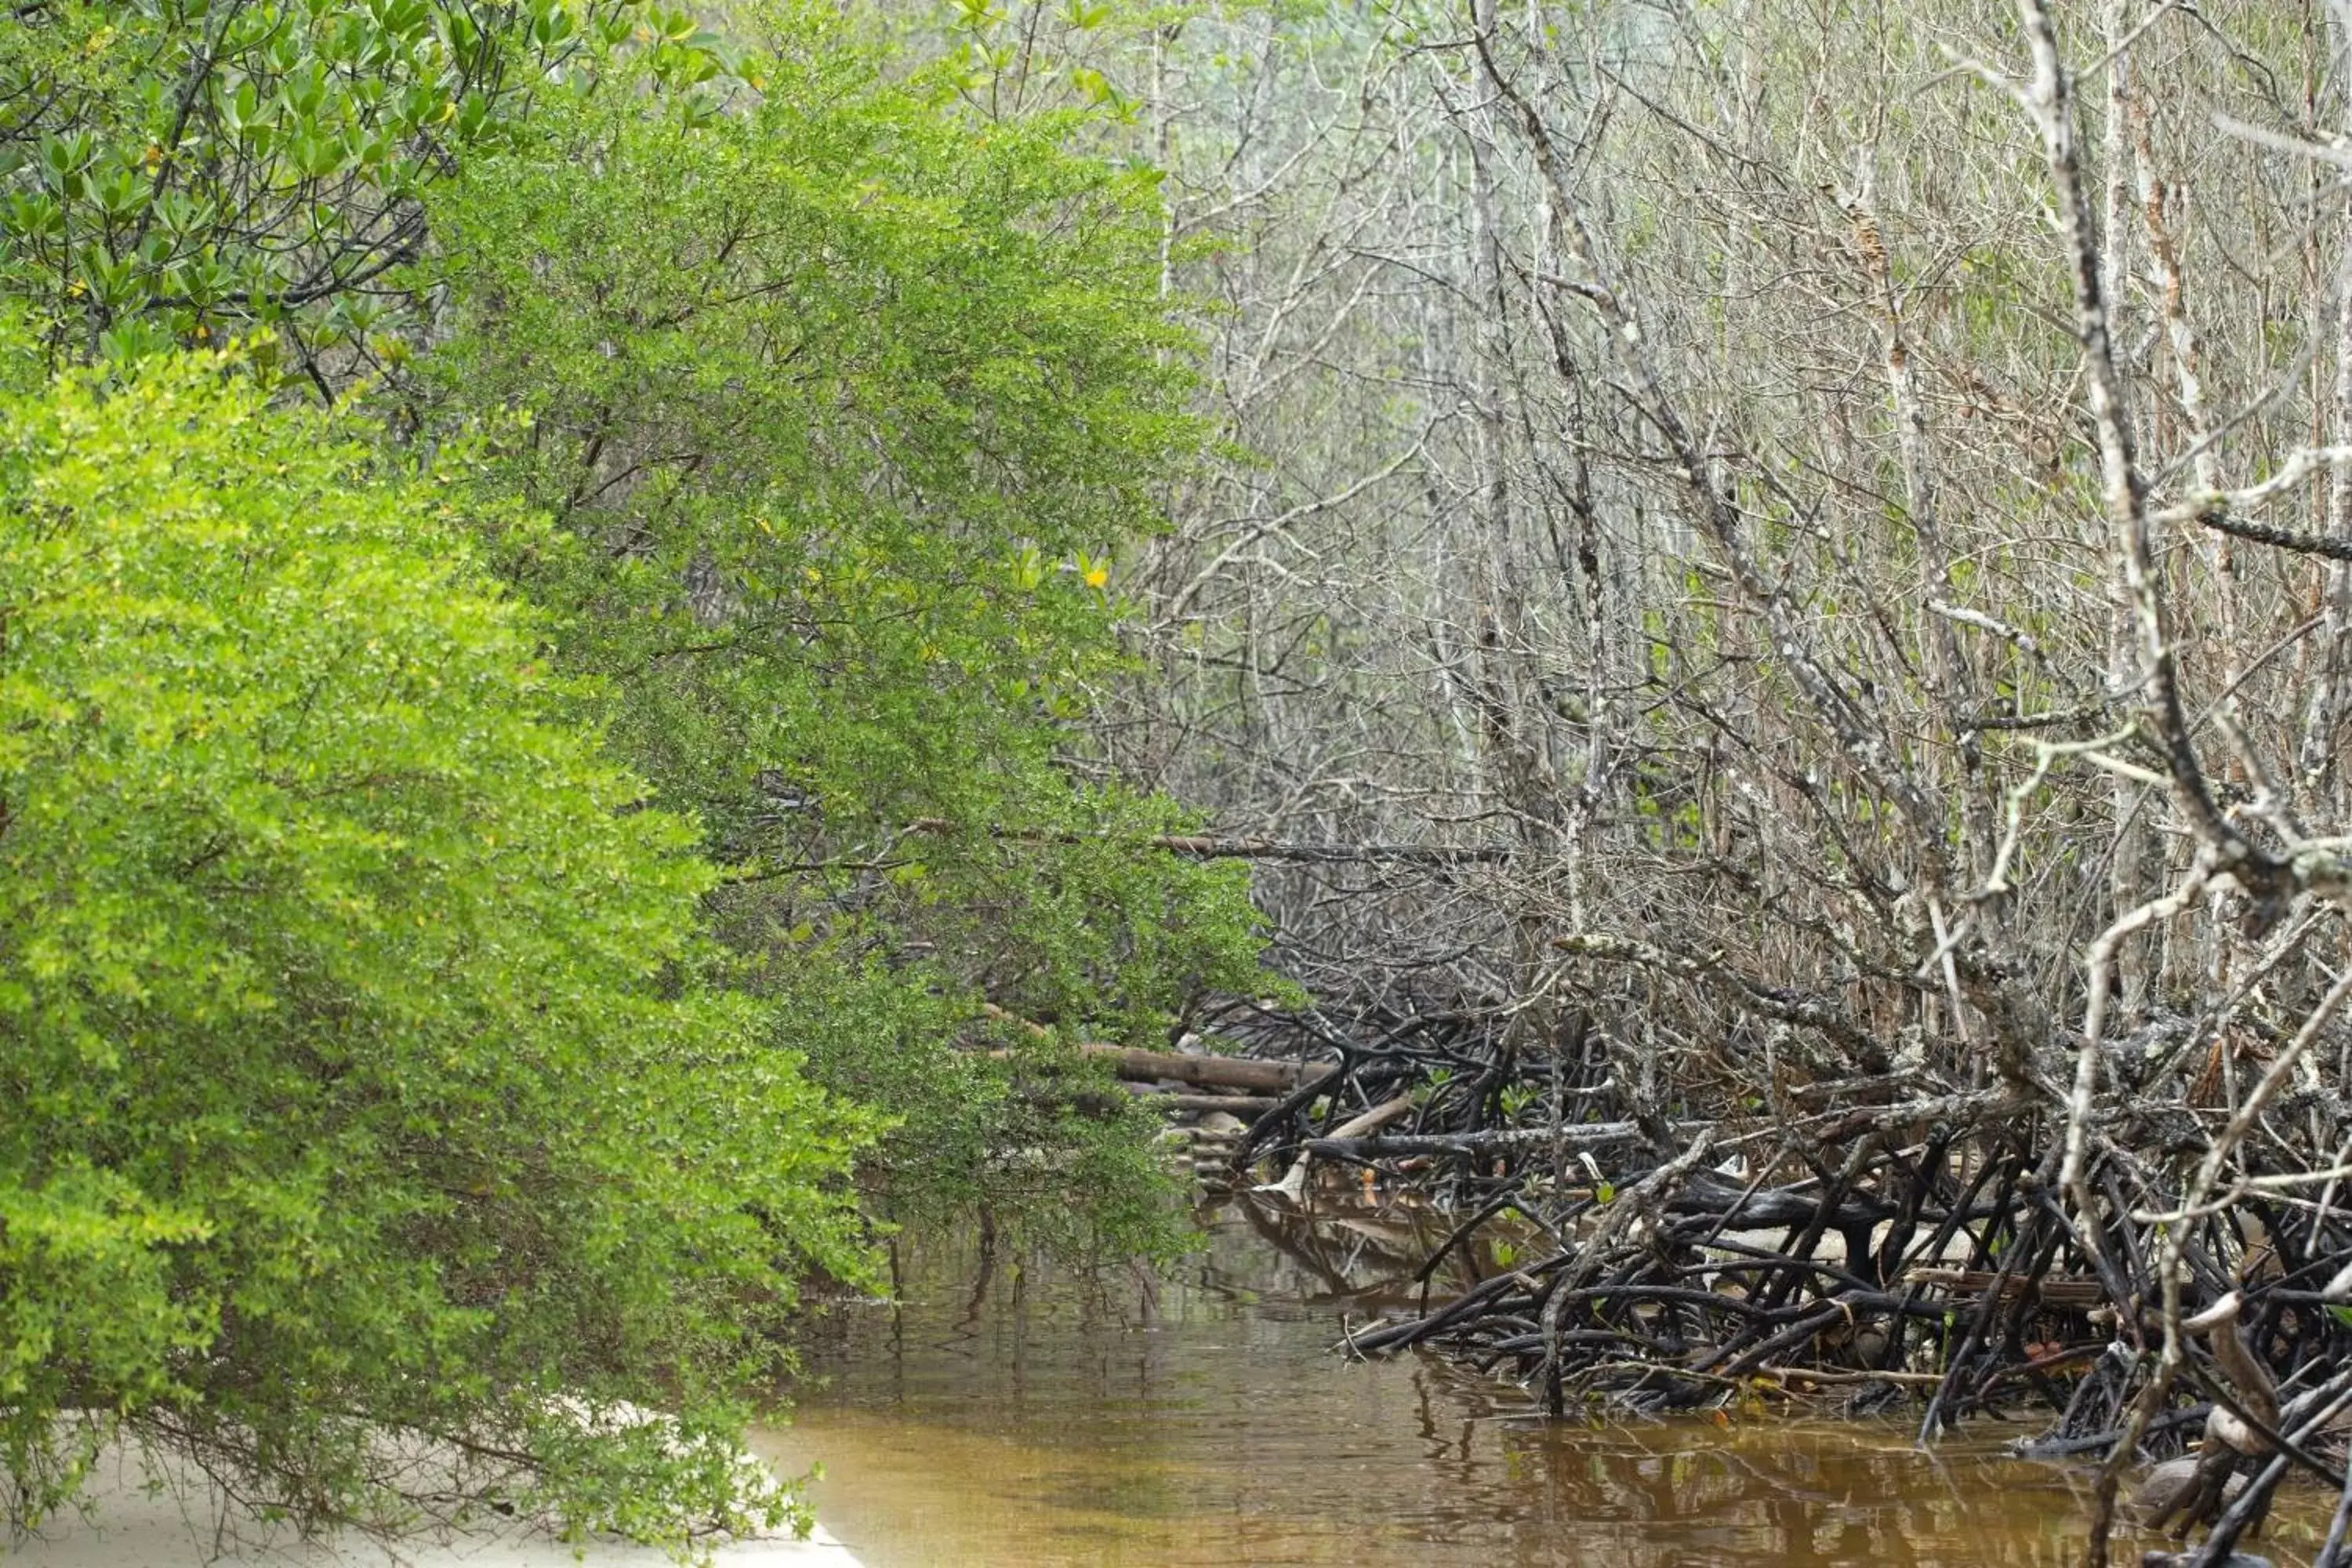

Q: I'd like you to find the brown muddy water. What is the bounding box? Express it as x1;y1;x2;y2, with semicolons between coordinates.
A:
758;1197;2333;1567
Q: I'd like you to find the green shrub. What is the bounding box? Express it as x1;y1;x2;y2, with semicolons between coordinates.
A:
0;337;873;1545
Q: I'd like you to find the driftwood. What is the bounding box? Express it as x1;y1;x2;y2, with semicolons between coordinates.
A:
1083;1043;1331;1095
978;1003;1335;1096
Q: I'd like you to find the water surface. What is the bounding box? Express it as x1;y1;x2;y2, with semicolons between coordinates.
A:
760;1197;2329;1566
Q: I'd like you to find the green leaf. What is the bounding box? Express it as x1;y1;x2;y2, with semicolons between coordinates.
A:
0;335;874;1544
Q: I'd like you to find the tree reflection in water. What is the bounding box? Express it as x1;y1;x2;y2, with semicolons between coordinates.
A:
769;1198;2324;1568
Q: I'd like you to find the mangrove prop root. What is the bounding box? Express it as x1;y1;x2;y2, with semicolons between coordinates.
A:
1197;993;2352;1550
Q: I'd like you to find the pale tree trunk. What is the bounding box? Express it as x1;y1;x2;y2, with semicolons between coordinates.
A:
2124;8;2236;1010
2101;0;2161;1022
2300;0;2352;811
1459;0;1559;1058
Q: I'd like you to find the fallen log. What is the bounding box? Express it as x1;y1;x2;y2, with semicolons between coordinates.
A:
977;1002;1334;1095
1087;1043;1334;1095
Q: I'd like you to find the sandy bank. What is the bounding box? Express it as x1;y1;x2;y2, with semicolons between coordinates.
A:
5;1446;864;1568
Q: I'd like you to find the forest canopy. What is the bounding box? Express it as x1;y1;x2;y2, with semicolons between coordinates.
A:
24;0;2352;1560
0;336;874;1541
0;0;1265;1544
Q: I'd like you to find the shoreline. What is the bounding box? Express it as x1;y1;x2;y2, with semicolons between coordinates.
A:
5;1446;865;1568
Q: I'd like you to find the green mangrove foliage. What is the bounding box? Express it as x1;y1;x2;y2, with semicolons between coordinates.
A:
420;9;1268;1243
0;0;1275;1541
0;337;873;1541
0;0;639;366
